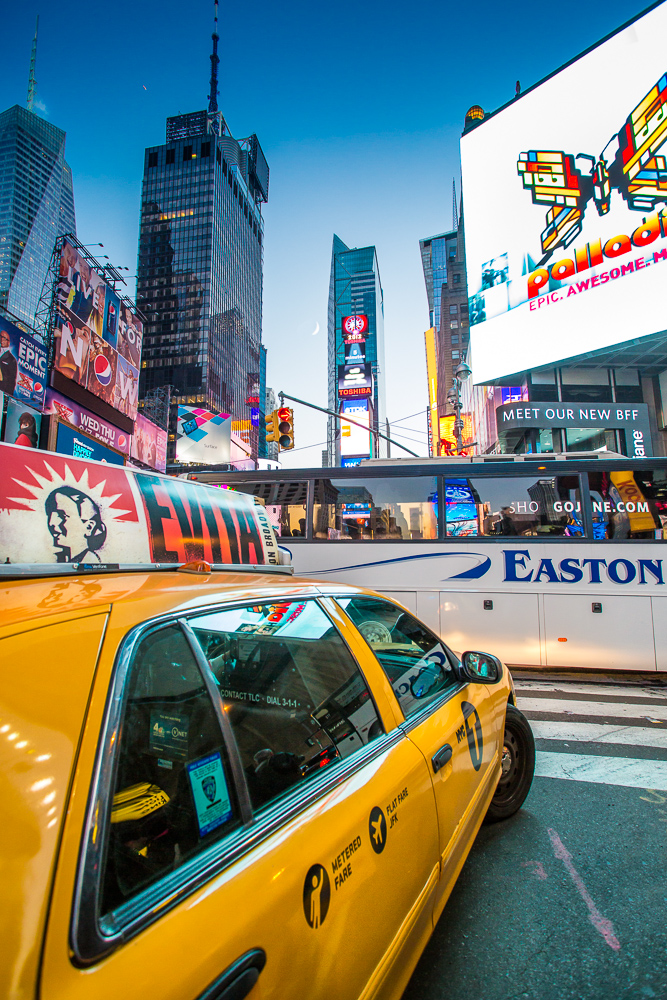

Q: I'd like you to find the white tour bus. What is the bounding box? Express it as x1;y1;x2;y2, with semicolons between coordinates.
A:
187;454;667;674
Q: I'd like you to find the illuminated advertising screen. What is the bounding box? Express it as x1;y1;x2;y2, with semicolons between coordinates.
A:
176;406;232;464
44;388;131;455
0;316;47;409
342;314;369;340
130;413;168;473
444;478;479;536
344;340;365;363
3;398;42;449
54;240;142;418
461;2;667;384
340;399;371;457
424;327;438;454
439;413;474;455
338;363;373;399
53;419;125;466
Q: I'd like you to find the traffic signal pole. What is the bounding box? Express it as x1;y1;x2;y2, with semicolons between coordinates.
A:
278;391;420;458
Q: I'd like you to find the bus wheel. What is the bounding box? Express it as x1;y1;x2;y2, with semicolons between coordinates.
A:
484;705;535;823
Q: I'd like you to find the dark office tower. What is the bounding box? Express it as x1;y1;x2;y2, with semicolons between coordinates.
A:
0;105;76;330
137;4;269;464
327;235;386;467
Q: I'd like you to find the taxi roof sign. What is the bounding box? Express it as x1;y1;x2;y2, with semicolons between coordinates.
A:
0;443;291;577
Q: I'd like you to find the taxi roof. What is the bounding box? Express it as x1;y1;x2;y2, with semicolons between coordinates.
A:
0;569;362;634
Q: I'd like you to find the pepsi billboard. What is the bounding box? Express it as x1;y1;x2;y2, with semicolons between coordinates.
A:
53;240;141;419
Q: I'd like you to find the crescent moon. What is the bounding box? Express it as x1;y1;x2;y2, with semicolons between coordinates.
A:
311;322;320;336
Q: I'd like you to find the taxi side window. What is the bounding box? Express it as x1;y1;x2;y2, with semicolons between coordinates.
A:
336;596;458;718
101;625;241;915
189;599;384;812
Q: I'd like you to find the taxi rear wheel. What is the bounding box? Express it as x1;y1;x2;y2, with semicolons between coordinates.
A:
484;704;535;823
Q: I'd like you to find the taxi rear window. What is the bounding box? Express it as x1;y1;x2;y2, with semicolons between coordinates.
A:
101;625;241;914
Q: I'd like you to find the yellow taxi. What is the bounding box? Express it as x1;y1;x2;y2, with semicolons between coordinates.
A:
0;443;535;1000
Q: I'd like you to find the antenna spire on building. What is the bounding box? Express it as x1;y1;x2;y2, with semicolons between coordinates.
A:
26;15;39;113
207;1;222;134
452;178;459;230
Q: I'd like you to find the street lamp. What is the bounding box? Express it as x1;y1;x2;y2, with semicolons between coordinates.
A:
448;361;472;454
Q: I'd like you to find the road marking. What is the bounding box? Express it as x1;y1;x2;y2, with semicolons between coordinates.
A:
536;751;667;791
547;828;620;952
531;721;667;749
518;697;667;721
514;681;667;700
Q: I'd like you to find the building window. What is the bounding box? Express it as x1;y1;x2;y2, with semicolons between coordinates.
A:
201;142;211;158
166;149;175;165
453;274;461;284
450;320;458;330
449;305;458;315
148;152;158;168
452;350;460;359
451;335;459;344
216;148;222;165
183;145;193;161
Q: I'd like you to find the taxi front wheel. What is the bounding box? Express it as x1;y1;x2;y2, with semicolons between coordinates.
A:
484;705;535;823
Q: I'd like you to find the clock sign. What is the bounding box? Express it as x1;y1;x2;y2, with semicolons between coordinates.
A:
342;314;369;337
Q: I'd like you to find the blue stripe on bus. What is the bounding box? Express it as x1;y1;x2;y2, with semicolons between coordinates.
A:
301;551;492;580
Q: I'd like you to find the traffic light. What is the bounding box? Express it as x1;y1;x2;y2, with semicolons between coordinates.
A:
265;410;279;443
277;407;294;450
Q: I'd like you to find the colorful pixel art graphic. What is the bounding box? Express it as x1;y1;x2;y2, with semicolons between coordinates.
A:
518;73;667;260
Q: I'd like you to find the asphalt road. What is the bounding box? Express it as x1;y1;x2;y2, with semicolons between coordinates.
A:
402;679;667;1000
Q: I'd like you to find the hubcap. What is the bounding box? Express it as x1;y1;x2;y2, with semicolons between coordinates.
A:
501;745;512;776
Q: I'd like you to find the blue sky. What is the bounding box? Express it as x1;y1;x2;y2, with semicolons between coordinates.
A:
0;0;655;465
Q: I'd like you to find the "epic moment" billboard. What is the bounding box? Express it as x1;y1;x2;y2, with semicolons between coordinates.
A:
461;1;667;384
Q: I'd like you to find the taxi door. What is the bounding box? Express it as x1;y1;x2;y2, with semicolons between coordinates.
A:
331;594;503;921
40;597;440;1000
404;675;504;920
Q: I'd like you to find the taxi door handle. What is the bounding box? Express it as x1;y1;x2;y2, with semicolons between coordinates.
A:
432;744;453;773
196;948;266;1000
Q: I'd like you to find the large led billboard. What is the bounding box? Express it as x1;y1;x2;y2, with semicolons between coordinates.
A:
338;363;373;399
461;2;667;384
0;316;47;409
340;399;371;458
176;406;232;464
53;239;142;419
131;413;168;473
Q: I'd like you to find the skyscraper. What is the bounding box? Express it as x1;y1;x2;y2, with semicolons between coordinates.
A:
420;184;470;454
137;3;269;464
0;95;76;331
327;235;386;467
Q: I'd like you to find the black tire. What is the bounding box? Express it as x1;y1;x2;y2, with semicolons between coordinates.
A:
484;704;535;823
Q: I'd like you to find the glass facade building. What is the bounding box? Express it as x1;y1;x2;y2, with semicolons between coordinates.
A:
327;235;386;466
0;105;76;329
137;113;268;463
419;231;450;335
420;213;471;453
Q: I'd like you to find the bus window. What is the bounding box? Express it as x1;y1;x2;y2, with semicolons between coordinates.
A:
587;469;666;539
221;481;308;537
313;477;438;540
444;475;582;537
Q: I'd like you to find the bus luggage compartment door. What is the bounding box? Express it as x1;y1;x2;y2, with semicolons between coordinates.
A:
543;594;656;671
438;592;540;666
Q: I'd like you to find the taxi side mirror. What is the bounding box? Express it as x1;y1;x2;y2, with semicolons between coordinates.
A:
460;650;502;685
410;662;446;699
